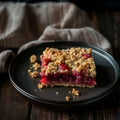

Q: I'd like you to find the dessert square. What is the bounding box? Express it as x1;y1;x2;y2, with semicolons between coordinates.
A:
39;47;97;88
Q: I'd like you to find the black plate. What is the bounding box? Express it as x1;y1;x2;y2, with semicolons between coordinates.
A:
9;41;120;109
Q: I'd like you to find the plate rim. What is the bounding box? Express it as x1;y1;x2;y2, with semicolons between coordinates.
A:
8;41;120;106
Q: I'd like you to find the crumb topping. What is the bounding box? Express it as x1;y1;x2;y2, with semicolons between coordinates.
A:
30;54;37;63
28;54;40;78
40;47;96;77
29;71;39;78
32;62;40;70
72;88;80;97
65;96;71;101
38;83;48;89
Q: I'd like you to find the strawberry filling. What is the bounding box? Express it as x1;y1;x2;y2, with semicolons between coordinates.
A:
40;71;96;86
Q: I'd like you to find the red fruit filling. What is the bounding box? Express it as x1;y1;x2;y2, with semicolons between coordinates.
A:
59;64;70;70
42;58;52;66
40;71;96;86
82;53;92;58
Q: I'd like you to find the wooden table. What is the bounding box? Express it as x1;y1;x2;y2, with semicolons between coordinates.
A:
0;8;120;120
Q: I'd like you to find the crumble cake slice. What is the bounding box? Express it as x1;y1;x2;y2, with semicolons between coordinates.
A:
39;47;97;88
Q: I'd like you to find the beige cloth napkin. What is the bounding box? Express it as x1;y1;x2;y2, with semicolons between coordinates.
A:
0;2;111;73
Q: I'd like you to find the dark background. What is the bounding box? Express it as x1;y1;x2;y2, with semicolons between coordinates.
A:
1;0;120;10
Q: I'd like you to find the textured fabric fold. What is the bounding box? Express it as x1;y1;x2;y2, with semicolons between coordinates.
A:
18;26;112;54
0;2;112;73
0;50;15;73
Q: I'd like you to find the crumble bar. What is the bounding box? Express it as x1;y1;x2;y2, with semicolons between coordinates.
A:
39;47;97;88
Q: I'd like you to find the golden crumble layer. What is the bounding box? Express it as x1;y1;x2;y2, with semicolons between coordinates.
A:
40;47;96;77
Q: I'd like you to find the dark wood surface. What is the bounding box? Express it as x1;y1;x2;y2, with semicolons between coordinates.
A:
1;8;120;120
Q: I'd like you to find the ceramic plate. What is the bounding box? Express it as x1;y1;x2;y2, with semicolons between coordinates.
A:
9;41;120;109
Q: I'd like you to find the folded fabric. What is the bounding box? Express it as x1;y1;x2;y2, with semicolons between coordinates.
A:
18;26;112;54
0;2;112;73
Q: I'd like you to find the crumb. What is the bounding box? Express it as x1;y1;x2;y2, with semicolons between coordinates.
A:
28;69;31;73
72;88;80;96
30;54;37;63
32;62;40;70
56;92;59;95
29;71;39;78
65;96;71;101
38;83;48;89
